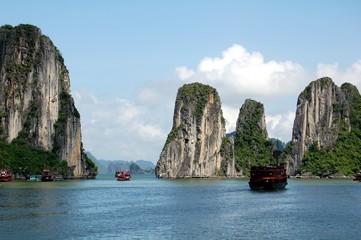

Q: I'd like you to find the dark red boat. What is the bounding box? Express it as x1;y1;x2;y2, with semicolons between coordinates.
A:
41;169;54;182
249;166;287;190
0;169;12;182
116;170;131;181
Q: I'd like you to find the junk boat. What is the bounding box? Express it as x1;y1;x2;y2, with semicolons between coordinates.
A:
0;169;12;182
353;172;361;182
116;170;131;181
41;169;54;182
249;166;287;190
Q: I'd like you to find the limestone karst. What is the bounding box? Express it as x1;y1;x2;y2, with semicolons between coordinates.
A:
233;99;276;176
283;77;361;176
155;82;234;178
0;24;96;178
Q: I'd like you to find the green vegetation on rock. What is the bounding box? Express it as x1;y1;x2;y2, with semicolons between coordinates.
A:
234;134;276;175
0;138;68;176
177;82;217;125
234;100;276;175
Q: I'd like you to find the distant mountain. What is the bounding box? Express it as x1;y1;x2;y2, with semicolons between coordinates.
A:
226;131;236;138
85;152;155;174
135;160;155;170
85;152;108;174
269;138;286;151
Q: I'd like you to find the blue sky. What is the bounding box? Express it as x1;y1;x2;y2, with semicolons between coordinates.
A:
2;1;361;162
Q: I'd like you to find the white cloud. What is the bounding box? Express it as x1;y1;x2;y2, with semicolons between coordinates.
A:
266;111;295;143
73;89;99;105
222;104;239;133
176;44;310;98
73;90;168;162
317;60;361;89
175;66;195;80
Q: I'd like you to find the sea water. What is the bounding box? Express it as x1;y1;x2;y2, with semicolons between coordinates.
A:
1;175;360;240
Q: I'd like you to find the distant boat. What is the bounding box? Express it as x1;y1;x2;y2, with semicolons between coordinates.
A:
41;169;54;182
353;172;361;182
54;175;64;181
124;171;131;181
0;169;12;182
249;166;288;190
28;175;42;182
116;170;131;181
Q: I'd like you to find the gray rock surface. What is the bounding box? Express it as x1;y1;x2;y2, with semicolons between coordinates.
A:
156;83;235;178
285;77;351;175
0;24;93;178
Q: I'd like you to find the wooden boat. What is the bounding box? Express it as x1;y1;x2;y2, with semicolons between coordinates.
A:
116;170;131;181
249;166;287;190
41;169;54;182
0;169;12;182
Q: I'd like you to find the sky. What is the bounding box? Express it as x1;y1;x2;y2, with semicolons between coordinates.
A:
2;0;361;163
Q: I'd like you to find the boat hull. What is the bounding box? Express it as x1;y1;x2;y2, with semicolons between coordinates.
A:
41;176;54;182
117;177;130;181
249;180;287;190
0;176;12;182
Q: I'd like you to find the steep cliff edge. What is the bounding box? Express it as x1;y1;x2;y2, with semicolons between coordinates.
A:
156;83;235;178
0;24;96;178
234;99;276;176
283;77;361;176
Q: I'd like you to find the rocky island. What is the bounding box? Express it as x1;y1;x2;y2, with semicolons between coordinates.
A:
233;99;276;176
282;77;361;177
157;78;361;179
155;83;276;178
0;24;97;178
155;83;235;178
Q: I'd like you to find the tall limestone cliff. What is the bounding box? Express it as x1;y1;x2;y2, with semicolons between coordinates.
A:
156;83;235;178
0;24;95;178
234;99;275;175
284;77;353;175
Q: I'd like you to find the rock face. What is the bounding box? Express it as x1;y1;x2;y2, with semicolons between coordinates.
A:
285;77;351;175
0;24;94;178
234;99;275;175
236;99;268;139
156;83;234;178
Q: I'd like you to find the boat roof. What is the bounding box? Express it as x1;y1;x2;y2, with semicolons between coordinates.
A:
250;166;285;171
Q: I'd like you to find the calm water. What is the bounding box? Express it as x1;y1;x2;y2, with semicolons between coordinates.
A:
1;175;360;240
